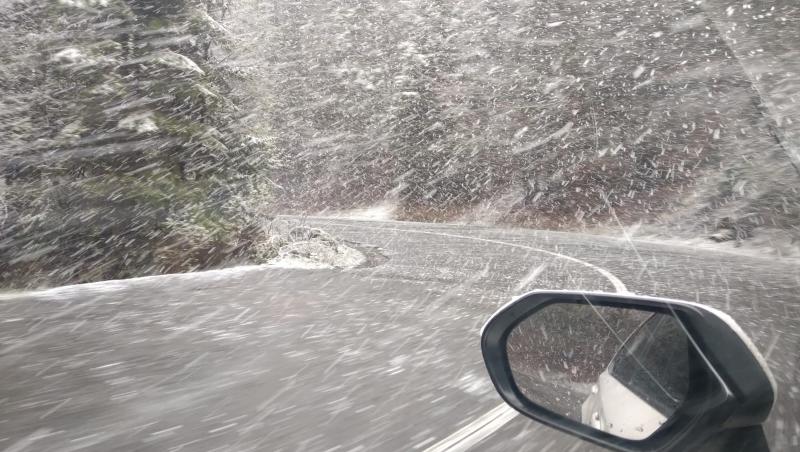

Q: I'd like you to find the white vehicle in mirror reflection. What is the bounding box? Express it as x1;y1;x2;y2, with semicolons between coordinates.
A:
580;313;688;440
481;291;776;452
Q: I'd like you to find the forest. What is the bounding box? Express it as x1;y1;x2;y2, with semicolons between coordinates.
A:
2;0;798;286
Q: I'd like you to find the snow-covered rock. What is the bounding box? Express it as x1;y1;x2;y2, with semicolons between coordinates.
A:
267;226;365;269
118;112;158;134
270;242;364;269
151;51;205;75
710;229;735;243
58;0;109;9
51;47;87;65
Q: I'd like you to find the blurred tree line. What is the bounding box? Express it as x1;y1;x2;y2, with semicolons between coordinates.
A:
0;0;275;287
238;0;799;239
2;0;798;287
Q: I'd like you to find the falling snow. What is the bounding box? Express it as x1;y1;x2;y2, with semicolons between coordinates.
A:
0;0;799;451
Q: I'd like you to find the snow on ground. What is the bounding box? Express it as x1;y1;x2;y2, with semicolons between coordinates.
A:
268;240;365;269
266;257;333;269
627;229;800;260
0;264;272;301
264;224;368;268
324;202;397;221
585;222;800;260
0;230;366;299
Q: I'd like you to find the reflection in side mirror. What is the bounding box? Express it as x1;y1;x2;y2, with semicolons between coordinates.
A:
481;291;775;452
506;305;689;440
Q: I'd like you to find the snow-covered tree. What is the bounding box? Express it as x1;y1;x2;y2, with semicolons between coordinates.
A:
0;0;274;286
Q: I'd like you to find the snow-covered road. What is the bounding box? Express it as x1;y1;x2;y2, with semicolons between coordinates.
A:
1;218;798;451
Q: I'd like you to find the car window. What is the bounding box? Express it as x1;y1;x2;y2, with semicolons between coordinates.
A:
609;313;690;415
1;1;797;451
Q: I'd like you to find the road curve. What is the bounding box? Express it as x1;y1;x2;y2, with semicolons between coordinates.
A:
0;217;798;451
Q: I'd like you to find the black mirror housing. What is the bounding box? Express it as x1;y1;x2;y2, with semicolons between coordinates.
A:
481;290;775;452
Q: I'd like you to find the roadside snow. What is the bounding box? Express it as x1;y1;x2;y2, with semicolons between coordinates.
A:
263;224;367;269
266;257;332;269
0;265;270;301
627;229;800;260
268;241;365;269
326;202;397;221
0;228;366;300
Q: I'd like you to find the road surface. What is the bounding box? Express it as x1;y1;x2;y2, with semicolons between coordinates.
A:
0;217;798;451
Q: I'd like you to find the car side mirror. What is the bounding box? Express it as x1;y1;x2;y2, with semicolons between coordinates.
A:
481;291;775;452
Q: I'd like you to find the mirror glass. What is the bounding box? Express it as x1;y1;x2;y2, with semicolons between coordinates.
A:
505;303;690;440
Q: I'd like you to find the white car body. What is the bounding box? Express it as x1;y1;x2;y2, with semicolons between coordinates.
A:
581;370;667;440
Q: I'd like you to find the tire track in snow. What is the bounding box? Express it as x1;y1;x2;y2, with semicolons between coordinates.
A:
313;219;629;452
317;221;629;294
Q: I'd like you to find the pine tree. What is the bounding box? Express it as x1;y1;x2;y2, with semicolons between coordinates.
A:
0;0;273;287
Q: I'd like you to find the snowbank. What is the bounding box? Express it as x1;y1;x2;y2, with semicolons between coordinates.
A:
324;202;397;221
267;225;366;269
